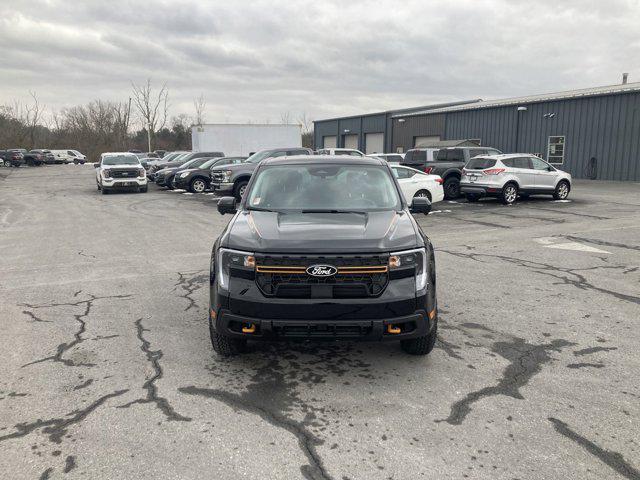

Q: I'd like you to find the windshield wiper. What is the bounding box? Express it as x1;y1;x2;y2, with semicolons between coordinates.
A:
246;206;281;213
300;209;368;215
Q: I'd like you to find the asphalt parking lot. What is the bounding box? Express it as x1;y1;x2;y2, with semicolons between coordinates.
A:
1;166;639;480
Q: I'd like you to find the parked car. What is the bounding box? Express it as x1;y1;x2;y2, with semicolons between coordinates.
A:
315;148;365;156
390;165;444;204
51;150;87;164
367;153;405;163
155;155;222;189
149;151;216;174
95;152;147;194
23;150;45;166
210;155;436;356
210;148;312;200
416;146;502;199
460;154;572;205
153;150;166;158
172;156;246;193
0;150;24;167
29;149;57;164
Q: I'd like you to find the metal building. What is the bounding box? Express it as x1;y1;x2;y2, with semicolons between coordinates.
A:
313;100;480;155
314;82;640;181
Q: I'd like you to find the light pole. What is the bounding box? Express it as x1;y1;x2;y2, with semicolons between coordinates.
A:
147;121;152;153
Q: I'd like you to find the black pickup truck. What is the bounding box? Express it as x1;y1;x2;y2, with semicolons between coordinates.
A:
210;147;312;200
405;146;501;199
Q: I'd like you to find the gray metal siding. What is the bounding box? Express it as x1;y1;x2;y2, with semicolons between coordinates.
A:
443;92;640;181
391;114;445;151
314;120;339;149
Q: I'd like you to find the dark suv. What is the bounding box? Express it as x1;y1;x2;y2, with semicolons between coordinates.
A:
209;155;437;356
404;146;501;199
1;150;24;167
210;148;312;200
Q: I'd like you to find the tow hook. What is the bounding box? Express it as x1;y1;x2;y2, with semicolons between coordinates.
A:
242;323;256;334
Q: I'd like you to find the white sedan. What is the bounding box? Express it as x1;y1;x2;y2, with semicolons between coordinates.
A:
391;165;444;204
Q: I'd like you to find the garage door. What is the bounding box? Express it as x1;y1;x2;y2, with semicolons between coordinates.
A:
365;133;384;154
344;134;359;150
323;136;337;148
414;136;440;147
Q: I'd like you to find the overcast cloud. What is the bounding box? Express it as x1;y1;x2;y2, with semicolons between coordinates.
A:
1;0;639;126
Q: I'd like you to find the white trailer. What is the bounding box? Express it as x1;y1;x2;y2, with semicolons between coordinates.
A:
191;124;301;156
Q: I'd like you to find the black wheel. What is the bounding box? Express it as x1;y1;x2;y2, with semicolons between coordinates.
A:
465;194;480;203
234;180;248;201
401;321;437;355
443;177;460;199
3;160;10;167
209;317;247;356
97;183;101;191
190;177;207;193
553;180;570;200
413;189;432;201
499;183;518;205
101;187;109;195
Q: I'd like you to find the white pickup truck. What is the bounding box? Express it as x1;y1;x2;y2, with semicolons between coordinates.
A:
95;152;148;194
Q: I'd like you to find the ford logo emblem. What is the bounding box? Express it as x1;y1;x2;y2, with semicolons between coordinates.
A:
306;265;338;277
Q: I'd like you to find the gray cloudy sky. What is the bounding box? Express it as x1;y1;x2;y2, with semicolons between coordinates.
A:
1;0;639;125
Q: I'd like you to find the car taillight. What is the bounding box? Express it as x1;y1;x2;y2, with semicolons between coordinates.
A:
483;168;506;175
424;167;433;174
434;177;443;184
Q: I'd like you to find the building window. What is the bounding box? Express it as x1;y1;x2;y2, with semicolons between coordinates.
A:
547;136;565;164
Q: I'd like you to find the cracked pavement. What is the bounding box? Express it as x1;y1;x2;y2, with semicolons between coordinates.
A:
0;166;639;479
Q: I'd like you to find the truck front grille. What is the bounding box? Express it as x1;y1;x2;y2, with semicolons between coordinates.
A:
254;254;389;298
111;169;138;178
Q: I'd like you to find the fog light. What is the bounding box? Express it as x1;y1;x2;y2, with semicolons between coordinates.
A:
387;324;401;334
242;323;256;334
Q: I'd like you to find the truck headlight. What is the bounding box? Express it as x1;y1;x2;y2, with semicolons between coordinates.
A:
179;172;190;178
102;169;112;178
389;248;427;291
138;168;146;177
217;248;255;289
221;170;233;182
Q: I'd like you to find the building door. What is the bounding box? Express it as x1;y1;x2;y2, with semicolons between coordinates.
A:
414;136;440;147
323;136;337;148
343;134;359;150
364;133;384;154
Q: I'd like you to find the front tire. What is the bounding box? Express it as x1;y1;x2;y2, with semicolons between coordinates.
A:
190;178;207;193
3;160;10;167
500;183;518;205
101;187;109;195
553;180;570;200
443;177;460;199
401;321;437;355
234;180;248;201
209;317;247;356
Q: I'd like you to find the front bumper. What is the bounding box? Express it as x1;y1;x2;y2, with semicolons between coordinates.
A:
211;181;234;194
102;177;147;189
213;309;432;341
173;175;192;189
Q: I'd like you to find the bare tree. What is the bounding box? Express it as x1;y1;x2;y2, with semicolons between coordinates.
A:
279;111;291;124
193;94;206;126
131;79;169;152
297;112;314;149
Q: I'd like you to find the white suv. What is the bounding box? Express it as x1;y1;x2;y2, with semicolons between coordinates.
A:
95;152;148;194
460;154;571;205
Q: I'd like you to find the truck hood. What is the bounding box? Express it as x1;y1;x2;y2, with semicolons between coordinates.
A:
211;162;256;172
225;210;419;253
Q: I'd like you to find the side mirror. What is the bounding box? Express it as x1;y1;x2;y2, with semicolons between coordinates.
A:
548;166;555;172
410;196;431;215
217;197;237;215
93;162;100;168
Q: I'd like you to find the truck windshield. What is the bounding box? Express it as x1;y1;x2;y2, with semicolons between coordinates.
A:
102;155;139;165
246;164;401;212
245;150;276;164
